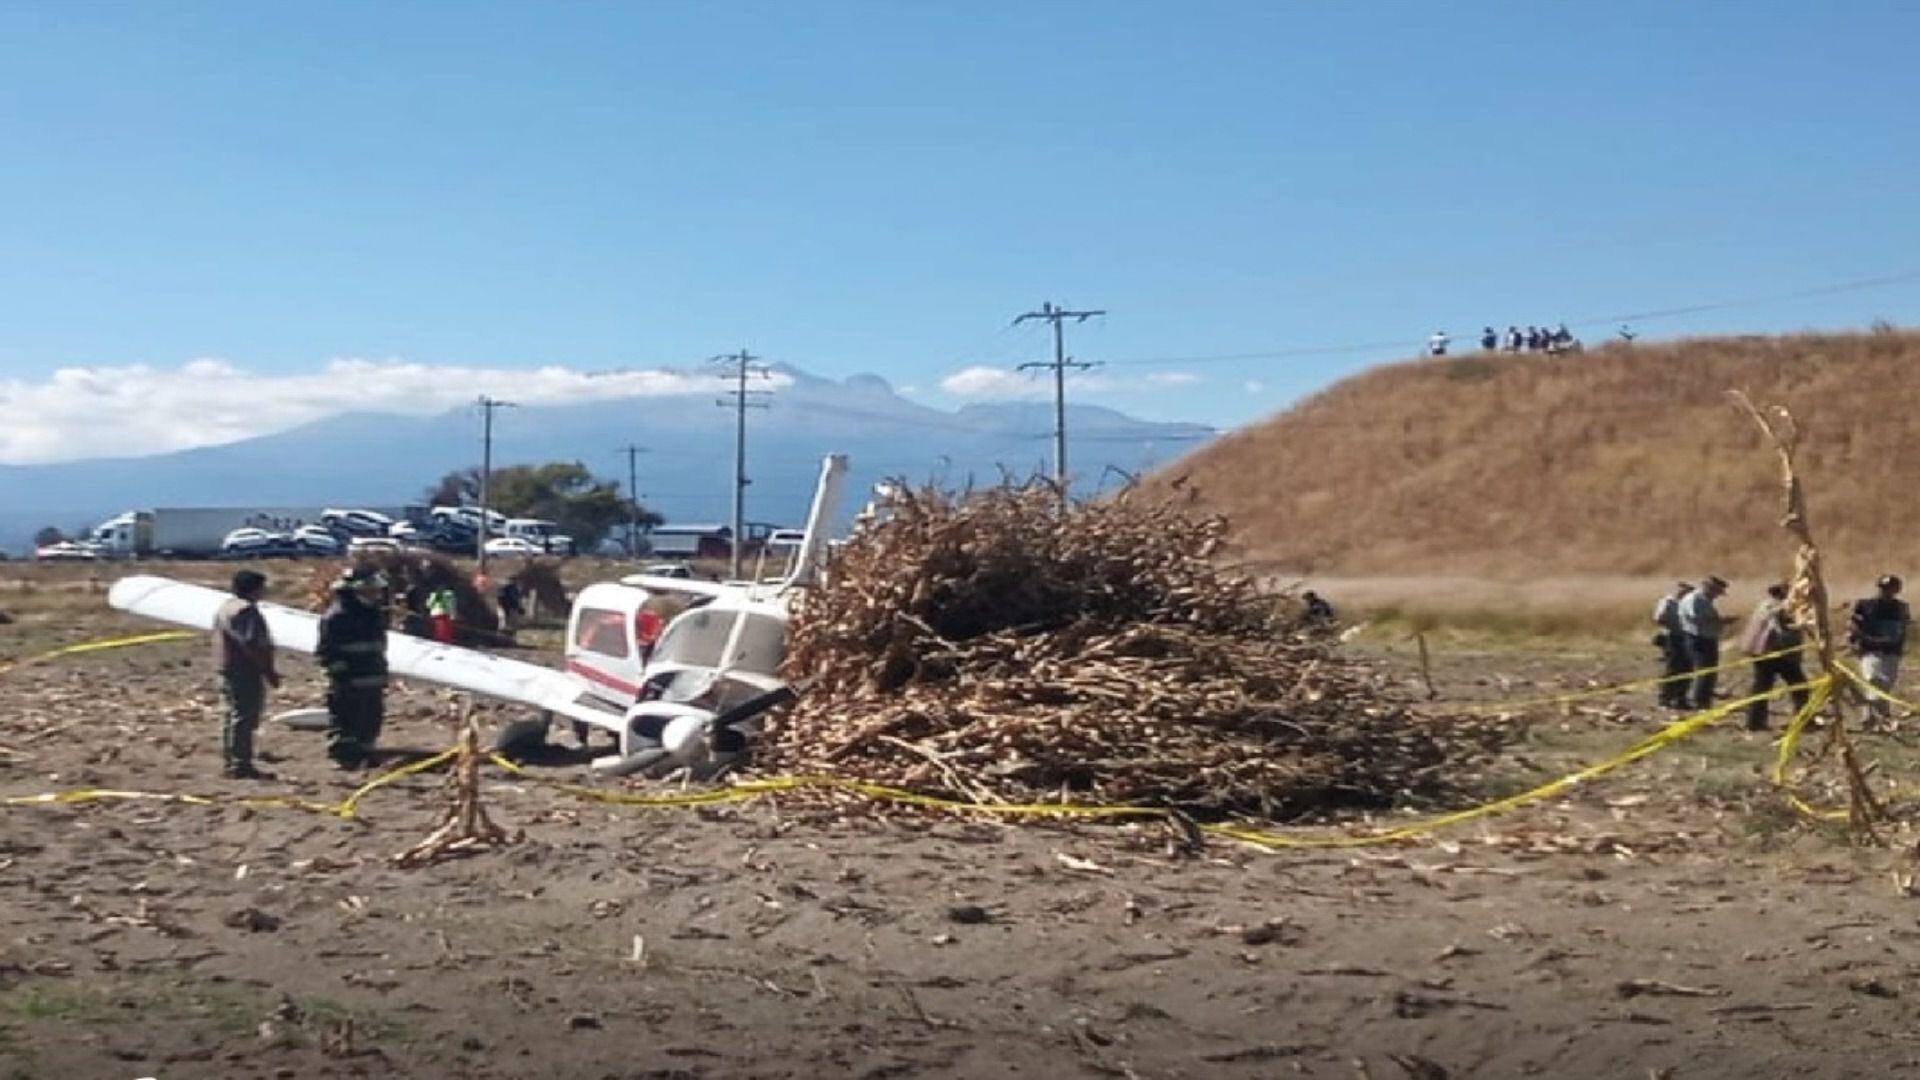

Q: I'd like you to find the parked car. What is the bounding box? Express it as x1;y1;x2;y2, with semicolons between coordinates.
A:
484;537;541;558
290;526;344;557
34;541;102;562
220;527;290;558
643;562;696;579
348;536;402;556
431;505;509;536
320;508;395;538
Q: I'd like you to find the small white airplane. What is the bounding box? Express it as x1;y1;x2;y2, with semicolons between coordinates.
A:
109;454;851;779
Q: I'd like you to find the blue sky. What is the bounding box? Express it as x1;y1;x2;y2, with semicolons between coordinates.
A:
1;0;1916;462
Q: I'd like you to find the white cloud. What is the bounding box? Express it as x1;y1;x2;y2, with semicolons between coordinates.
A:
940;364;1196;399
1244;379;1266;393
939;365;1043;398
0;358;783;465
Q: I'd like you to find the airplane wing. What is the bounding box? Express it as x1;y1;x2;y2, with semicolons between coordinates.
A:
107;575;623;730
618;574;741;599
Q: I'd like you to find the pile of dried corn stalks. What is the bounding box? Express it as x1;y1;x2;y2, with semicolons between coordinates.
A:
762;482;1506;818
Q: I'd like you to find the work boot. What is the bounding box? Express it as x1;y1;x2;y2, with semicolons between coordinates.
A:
224;763;274;781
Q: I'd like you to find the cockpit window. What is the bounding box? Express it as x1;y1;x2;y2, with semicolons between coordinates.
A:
572;607;630;659
652;608;786;676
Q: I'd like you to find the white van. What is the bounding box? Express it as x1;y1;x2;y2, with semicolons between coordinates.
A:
504;518;576;556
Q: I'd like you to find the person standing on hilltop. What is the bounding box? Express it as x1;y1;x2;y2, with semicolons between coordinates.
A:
1741;583;1810;732
1677;576;1728;710
317;566;390;769
1504;325;1523;352
1850;575;1911;726
1479;327;1497;351
1428;330;1450;357
1652;581;1694;709
212;569;280;779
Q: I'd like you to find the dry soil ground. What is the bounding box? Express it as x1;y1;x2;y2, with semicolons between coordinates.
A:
8;568;1920;1079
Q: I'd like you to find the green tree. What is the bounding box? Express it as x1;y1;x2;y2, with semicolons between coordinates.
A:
423;462;660;549
33;526;67;547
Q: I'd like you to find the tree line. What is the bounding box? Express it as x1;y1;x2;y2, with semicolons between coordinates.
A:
424;461;662;549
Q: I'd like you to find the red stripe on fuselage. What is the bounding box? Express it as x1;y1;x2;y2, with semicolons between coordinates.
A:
567;658;640;698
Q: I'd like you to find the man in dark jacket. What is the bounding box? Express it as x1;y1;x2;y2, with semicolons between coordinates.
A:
213;569;280;779
1651;581;1693;709
1851;574;1911;726
317;566;390;768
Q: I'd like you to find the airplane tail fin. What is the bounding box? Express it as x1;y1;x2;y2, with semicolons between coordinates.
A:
781;454;848;590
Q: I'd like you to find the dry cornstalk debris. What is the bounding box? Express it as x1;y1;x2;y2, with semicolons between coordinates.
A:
393;714;517;868
1731;392;1883;834
759;480;1508;818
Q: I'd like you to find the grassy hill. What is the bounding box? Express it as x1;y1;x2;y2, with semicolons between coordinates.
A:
1149;328;1920;585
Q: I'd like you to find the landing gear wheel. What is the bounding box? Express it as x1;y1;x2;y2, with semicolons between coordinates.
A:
492;716;550;759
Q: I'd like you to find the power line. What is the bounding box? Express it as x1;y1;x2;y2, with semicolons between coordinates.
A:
1013;301;1105;505
712;349;772;578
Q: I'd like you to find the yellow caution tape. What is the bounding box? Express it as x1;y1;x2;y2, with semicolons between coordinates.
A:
1;786;354;816
486;682;1820;848
1836;660;1920;715
1427;645;1801;715
487;752;1166;817
0;629;197;676
1211;679;1828;849
1768;677;1848;821
1;747;455;819
0;653;1854;851
335;748;460;819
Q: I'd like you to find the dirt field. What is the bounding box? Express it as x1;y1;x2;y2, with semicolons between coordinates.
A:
7;569;1920;1079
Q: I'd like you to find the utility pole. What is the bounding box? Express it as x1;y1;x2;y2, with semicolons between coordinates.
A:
711;350;771;579
615;444;649;557
1014;301;1105;506
475;395;517;573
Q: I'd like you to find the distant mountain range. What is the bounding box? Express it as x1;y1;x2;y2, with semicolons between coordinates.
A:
0;364;1214;553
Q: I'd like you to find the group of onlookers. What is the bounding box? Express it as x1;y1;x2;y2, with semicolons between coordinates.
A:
1653;574;1911;730
1427;325;1582;357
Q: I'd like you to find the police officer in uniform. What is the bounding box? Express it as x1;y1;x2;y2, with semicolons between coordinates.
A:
317;566;390;768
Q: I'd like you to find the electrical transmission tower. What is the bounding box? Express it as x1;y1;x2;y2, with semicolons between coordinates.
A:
615;444;649;557
712;350;772;579
475;394;517;572
1014;301;1105;505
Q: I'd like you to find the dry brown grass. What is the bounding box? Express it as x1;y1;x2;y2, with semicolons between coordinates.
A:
1148;328;1920;582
